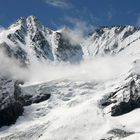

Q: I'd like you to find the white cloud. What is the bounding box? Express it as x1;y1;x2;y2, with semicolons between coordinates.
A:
0;50;29;81
0;45;132;86
45;0;72;9
59;17;95;45
0;26;5;33
67;17;95;34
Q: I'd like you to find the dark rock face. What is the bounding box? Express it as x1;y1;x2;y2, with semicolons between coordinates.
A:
18;93;51;106
88;25;139;57
111;77;140;116
0;102;23;127
31;30;54;60
0;77;24;127
0;76;51;128
111;102;132;116
101;74;140;116
0;16;84;64
32;94;51;104
122;27;137;39
0;42;28;65
100;129;134;140
55;32;83;63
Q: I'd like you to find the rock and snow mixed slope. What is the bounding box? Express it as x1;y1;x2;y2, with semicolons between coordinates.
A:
1;16;140;139
83;25;139;57
1;16;140;64
1;72;140;140
0;16;83;64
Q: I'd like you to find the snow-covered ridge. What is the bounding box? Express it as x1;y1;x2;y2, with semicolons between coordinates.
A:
83;25;140;58
1;66;140;139
0;16;83;64
1;16;140;64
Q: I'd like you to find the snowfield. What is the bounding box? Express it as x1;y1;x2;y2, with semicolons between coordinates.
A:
0;79;117;140
0;76;140;140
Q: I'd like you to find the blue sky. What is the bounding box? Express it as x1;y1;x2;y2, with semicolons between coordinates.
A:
0;0;140;30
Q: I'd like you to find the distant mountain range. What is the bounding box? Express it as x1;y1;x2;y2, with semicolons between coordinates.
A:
0;16;140;64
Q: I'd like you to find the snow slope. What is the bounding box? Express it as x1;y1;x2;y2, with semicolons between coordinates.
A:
0;71;140;140
83;25;139;58
0;79;118;140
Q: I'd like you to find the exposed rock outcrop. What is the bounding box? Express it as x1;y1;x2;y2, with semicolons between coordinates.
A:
0;76;51;128
101;64;140;116
100;129;134;140
0;77;24;127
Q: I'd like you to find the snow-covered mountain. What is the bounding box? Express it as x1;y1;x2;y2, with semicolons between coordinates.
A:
1;16;140;140
0;16;83;64
83;25;140;58
1;16;140;64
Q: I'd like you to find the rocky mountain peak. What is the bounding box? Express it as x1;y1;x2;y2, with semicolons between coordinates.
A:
1;16;140;64
92;25;138;37
8;15;44;33
26;15;43;32
9;17;26;29
83;25;140;57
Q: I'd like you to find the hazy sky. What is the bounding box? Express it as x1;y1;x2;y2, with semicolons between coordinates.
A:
0;0;140;29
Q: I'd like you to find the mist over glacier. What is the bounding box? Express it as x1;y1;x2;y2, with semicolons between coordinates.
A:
0;49;132;85
0;21;134;85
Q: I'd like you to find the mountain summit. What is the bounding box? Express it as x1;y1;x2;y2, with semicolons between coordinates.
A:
0;16;140;65
0;16;83;64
